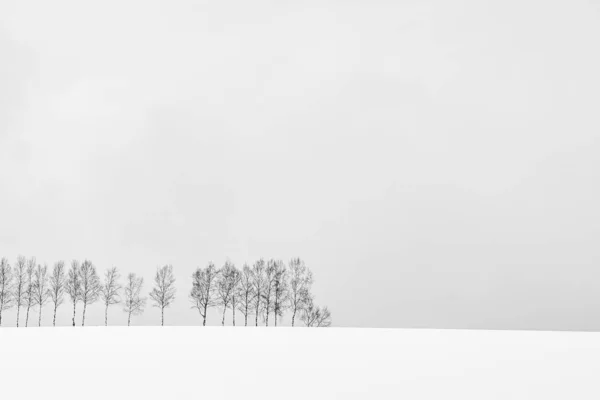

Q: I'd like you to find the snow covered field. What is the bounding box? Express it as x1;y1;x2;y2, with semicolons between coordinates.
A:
1;327;599;399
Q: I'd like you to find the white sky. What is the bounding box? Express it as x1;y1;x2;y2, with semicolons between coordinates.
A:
1;0;599;329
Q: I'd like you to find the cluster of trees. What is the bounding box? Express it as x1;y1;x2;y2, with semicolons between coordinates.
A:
0;256;331;328
189;257;331;327
0;256;172;327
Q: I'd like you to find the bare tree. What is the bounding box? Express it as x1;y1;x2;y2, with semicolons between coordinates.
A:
261;259;278;327
0;258;13;326
236;264;255;326
79;260;101;326
189;262;219;326
149;265;176;326
13;256;27;327
229;266;241;326
123;273;146;326
250;259;266;327
314;307;332;327
300;296;332;327
65;260;82;327
288;258;314;327
216;261;238;326
272;261;289;327
49;261;67;327
32;264;49;327
100;267;122;326
24;257;36;327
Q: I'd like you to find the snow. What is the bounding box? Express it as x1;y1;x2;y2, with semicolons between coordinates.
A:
1;327;599;399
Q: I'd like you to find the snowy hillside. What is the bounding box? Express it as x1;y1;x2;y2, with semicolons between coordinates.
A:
1;327;599;399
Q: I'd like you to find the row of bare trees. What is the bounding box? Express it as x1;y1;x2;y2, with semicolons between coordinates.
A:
0;256;331;327
189;258;331;327
0;257;174;327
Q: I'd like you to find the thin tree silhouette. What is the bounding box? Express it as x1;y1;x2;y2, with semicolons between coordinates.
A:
272;261;288;327
300;296;332;327
217;261;238;326
262;259;278;327
32;264;49;327
189;262;219;326
229;266;241;326
24;257;36;327
236;264;255;327
65;260;82;327
13;256;27;328
79;260;101;327
100;267;122;326
288;258;313;327
0;258;13;326
49;261;67;327
123;273;146;326
250;259;266;327
149;265;176;326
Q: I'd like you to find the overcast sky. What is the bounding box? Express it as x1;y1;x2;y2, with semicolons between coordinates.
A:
1;0;599;329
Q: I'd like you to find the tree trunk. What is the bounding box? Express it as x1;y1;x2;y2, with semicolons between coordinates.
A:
255;305;259;326
26;304;31;327
292;310;296;327
0;297;4;326
82;302;86;327
222;308;226;326
203;304;208;326
232;307;236;327
53;303;58;327
265;306;269;327
16;306;20;327
105;304;108;326
72;300;76;327
128;311;131;327
161;307;164;326
38;306;42;327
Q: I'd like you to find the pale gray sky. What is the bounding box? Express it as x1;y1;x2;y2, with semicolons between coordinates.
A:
1;0;599;329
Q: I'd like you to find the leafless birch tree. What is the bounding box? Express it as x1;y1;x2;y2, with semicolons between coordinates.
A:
24;257;36;327
288;258;314;327
100;267;122;326
229;266;241;326
217;261;239;326
49;261;67;327
314;307;332;327
0;258;13;326
32;264;49;327
272;261;288;327
261;259;278;327
79;260;101;326
300;296;332;327
123;273;146;326
250;259;266;327
13;255;27;327
189;262;219;326
236;264;255;326
65;260;81;327
149;265;176;326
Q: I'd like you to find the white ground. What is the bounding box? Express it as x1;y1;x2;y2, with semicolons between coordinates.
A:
1;327;599;399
